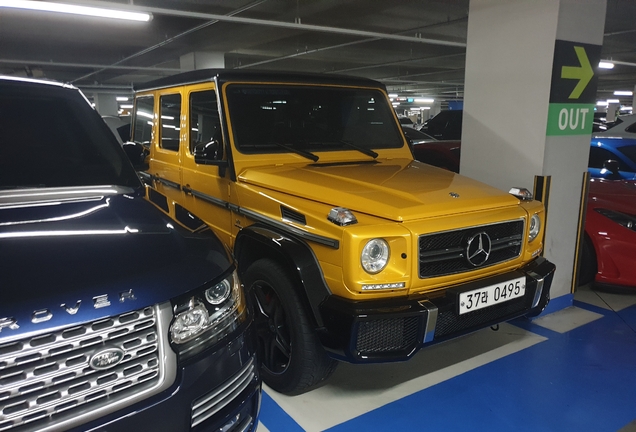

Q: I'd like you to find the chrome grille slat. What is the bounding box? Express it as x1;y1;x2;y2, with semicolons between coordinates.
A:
418;219;525;278
191;358;255;427
0;305;173;431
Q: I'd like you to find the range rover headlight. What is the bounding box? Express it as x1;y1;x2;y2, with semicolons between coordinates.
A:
361;239;390;274
169;270;247;359
529;214;541;242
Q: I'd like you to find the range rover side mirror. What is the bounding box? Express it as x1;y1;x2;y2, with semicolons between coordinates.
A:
123;141;149;171
194;140;228;176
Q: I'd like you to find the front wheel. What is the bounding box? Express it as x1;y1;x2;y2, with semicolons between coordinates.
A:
243;259;337;395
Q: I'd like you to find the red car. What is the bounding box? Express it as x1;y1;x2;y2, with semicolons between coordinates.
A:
580;178;636;289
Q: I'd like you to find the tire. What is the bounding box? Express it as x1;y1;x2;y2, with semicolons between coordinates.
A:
243;259;337;395
577;234;598;286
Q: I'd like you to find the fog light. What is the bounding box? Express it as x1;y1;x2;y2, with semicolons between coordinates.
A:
170;302;209;344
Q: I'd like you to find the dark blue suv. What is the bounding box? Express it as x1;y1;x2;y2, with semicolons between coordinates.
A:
0;77;260;431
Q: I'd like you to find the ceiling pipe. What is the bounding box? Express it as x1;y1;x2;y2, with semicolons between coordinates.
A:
0;59;179;72
72;0;268;83
74;0;467;48
235;16;468;69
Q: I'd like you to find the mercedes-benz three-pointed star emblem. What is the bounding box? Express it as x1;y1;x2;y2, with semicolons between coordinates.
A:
466;232;491;266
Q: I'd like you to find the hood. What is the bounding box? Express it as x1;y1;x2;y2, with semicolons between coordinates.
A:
588;179;636;213
0;186;231;340
239;159;519;221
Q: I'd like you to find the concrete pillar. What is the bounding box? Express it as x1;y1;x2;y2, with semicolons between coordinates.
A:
632;84;636;111
430;101;442;119
461;0;606;310
606;102;620;122
93;93;118;116
180;51;225;71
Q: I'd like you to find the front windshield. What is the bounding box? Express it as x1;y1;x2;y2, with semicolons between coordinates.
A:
0;82;140;190
225;84;404;156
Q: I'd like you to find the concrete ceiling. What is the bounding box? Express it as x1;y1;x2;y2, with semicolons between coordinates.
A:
1;0;635;106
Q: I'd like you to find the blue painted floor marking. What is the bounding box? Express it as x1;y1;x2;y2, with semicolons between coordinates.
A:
259;391;304;432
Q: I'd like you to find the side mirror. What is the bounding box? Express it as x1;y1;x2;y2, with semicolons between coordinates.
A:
194;140;228;176
194;140;223;162
601;159;621;180
123;141;149;171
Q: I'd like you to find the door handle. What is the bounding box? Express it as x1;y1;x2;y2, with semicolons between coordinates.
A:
183;185;193;195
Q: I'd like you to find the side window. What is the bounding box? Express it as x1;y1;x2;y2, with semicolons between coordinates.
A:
588;146;626;170
160;94;181;151
625;122;636;134
132;96;154;146
190;90;221;153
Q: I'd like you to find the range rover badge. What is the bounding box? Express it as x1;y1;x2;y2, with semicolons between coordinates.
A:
90;347;125;370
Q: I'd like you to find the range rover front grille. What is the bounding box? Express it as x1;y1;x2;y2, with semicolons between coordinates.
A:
419;220;524;278
0;305;173;432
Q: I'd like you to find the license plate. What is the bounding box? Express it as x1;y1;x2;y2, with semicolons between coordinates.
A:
458;276;526;315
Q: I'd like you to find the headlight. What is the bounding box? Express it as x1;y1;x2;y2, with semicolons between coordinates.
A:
596;208;636;231
361;239;390;274
169;270;247;359
528;214;541;242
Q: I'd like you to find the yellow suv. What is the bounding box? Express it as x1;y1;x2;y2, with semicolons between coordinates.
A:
131;69;555;395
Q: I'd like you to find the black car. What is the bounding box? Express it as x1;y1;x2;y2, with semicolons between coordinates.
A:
0;76;260;432
420;109;463;140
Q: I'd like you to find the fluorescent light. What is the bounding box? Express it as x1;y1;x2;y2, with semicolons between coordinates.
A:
598;61;615;69
414;98;434;103
119;104;133;109
596;101;608;106
614;90;633;96
392;102;400;106
116;96;129;102
607;99;620;104
388;93;398;98
622;106;633;111
0;0;152;21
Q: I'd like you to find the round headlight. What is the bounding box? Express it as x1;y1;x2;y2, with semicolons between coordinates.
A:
205;279;231;305
361;239;390;274
529;214;541;242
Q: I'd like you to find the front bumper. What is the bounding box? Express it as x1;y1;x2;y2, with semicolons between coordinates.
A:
318;257;555;363
76;323;261;432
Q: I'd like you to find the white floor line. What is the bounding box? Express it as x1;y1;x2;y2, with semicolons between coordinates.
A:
265;323;546;432
531;306;603;333
256;421;270;432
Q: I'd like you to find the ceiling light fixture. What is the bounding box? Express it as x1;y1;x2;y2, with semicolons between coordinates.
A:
414;98;434;103
0;0;152;21
598;61;615;69
607;99;620;104
614;90;633;96
116;96;129;101
388;93;398;98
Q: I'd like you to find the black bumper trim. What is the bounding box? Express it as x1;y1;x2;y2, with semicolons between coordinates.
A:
318;257;555;363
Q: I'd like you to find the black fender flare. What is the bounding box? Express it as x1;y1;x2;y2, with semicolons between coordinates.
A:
234;224;332;327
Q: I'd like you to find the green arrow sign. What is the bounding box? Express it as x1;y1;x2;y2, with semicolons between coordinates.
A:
561;46;594;99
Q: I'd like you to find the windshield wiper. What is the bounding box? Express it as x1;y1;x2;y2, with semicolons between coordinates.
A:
339;140;378;159
268;142;319;162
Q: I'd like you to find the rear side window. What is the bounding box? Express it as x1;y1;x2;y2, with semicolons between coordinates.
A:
160;94;181;152
618;145;636;164
132;96;154;146
588;146;628;170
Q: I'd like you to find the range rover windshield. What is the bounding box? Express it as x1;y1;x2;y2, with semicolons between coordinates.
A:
225;85;404;157
0;81;140;190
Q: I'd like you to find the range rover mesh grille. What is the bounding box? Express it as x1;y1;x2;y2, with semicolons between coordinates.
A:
419;220;524;278
0;307;161;431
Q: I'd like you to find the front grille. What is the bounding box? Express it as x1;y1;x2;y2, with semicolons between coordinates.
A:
0;307;165;431
191;357;256;428
419;220;524;278
355;317;419;355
